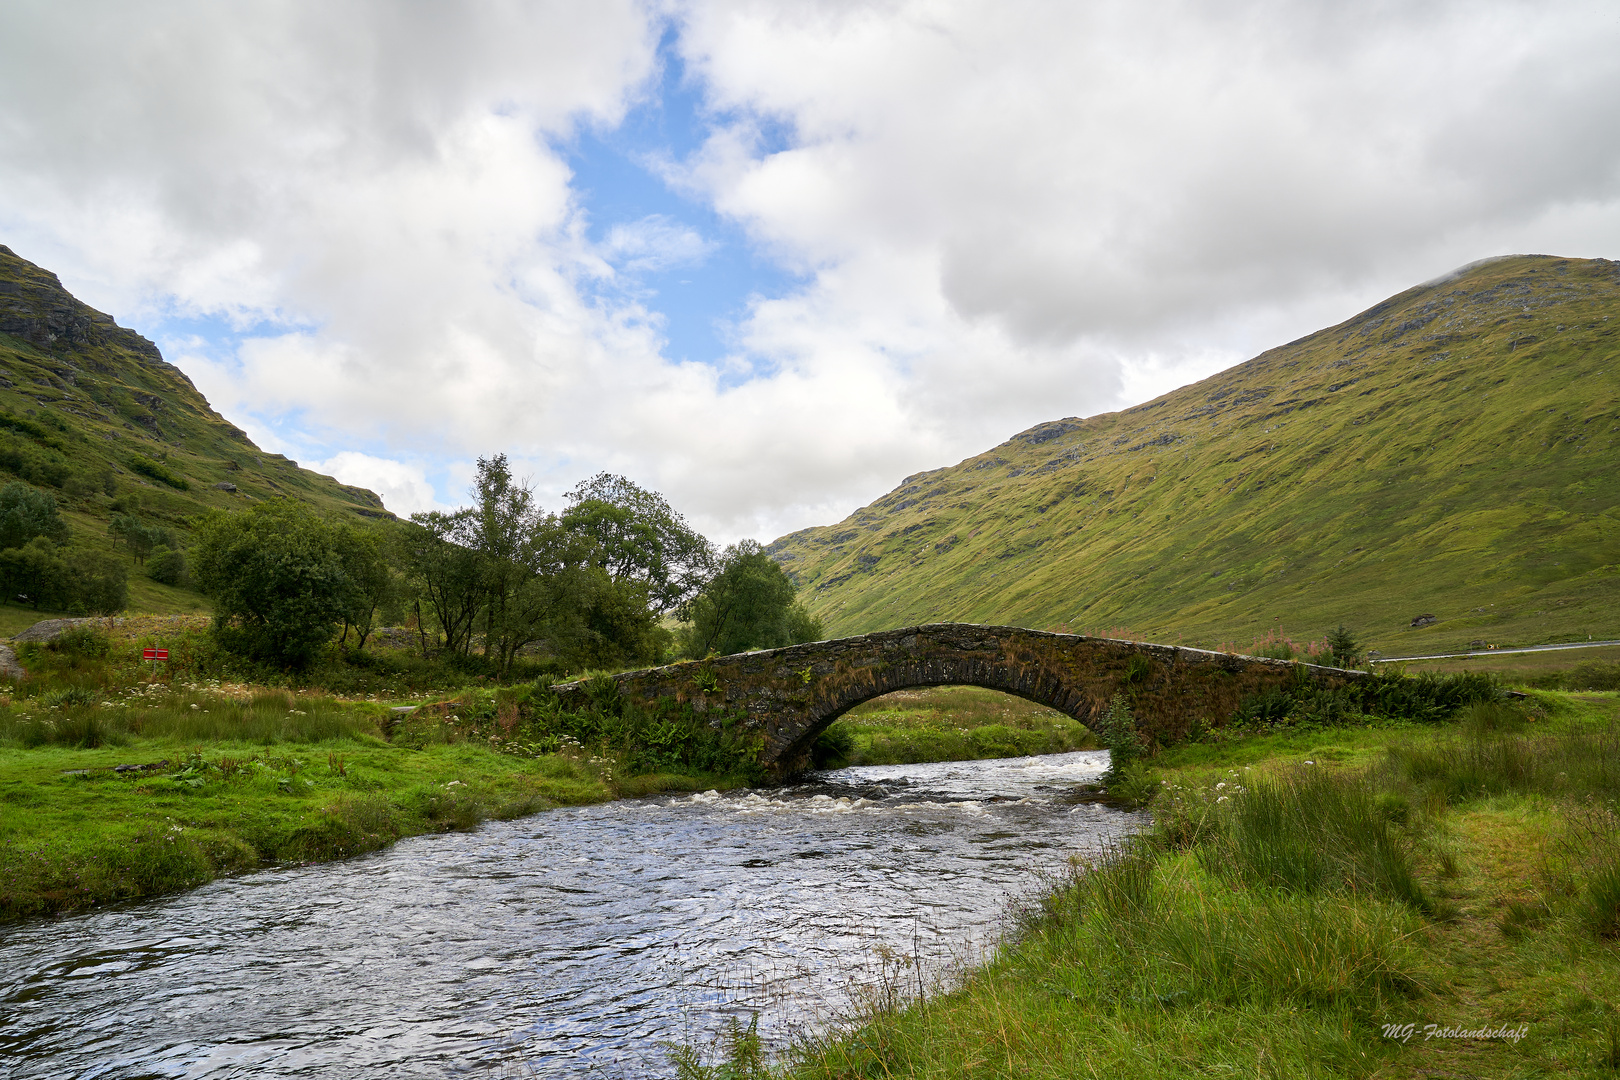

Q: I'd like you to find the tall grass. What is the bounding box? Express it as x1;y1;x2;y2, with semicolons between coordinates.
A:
1193;766;1429;910
0;686;382;747
1030;845;1429;1008
1384;701;1620;802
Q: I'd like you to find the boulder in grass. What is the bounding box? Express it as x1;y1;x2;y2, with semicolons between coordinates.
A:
1410;614;1438;628
12;617;96;643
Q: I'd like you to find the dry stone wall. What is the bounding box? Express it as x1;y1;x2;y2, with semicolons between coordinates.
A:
551;623;1368;775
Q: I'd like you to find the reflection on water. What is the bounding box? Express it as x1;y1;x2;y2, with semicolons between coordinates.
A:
0;749;1140;1078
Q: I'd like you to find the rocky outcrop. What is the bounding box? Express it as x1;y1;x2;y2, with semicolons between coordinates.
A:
551;623;1369;776
0;245;166;365
11;617;120;643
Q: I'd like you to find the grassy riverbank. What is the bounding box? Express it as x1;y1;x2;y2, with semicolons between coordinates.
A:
0;681;747;920
0;625;1107;920
816;687;1096;767
0;622;769;921
678;689;1620;1079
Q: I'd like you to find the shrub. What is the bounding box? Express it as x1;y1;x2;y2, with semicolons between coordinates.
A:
146;546;187;586
0;434;71;487
810;722;855;768
127;454;190;491
50;625;110;659
1099;693;1138;788
1230;670;1497;731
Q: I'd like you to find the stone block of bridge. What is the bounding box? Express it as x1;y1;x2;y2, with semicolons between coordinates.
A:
550;623;1368;776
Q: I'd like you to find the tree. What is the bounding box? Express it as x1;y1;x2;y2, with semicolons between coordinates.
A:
0;481;68;550
1325;624;1362;668
145;545;188;587
562;472;715;612
333;524;397;651
469;454;544;668
0;538;126;614
108;514;175;565
191;501;354;667
69;550;128;615
400;508;484;658
680;541;823;658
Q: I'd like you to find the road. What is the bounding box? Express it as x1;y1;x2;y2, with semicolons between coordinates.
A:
1371;639;1620;663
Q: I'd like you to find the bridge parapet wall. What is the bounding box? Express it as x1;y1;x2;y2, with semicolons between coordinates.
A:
551;623;1368;775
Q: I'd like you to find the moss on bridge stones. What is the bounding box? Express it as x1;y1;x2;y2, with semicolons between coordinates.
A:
551;624;1368;777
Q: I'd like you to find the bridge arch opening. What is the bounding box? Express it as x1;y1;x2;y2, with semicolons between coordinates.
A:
805;684;1100;770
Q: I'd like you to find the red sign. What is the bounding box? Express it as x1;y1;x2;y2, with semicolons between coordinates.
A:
142;648;169;661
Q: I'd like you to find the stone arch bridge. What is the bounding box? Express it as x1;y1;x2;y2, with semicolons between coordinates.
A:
552;623;1368;776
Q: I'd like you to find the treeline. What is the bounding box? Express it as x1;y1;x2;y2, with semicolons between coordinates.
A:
0;481;128;614
190;456;823;674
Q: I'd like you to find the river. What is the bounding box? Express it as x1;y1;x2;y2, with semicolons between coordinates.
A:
1;749;1140;1078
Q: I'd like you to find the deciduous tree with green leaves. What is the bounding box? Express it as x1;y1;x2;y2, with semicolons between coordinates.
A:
679;540;824;659
191;501;357;667
0;481;68;550
562;472;715;613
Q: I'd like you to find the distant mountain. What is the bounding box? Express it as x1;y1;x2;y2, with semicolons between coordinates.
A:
0;244;390;611
768;255;1620;655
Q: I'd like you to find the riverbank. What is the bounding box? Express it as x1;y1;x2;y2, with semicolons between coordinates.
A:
0;657;774;920
679;689;1620;1079
0;666;1091;921
0;701;743;921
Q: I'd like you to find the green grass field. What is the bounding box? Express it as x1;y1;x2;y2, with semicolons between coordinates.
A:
822;686;1096;766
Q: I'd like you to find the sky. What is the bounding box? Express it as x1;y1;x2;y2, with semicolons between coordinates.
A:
1;0;1618;542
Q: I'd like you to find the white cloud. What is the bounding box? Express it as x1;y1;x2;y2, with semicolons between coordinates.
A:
673;0;1620;417
311;452;446;517
603;215;714;273
3;0;1618;546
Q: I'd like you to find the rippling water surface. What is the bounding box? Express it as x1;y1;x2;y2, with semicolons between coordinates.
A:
1;750;1140;1077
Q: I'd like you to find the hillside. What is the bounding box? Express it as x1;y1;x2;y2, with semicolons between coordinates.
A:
768;254;1620;656
0;244;390;613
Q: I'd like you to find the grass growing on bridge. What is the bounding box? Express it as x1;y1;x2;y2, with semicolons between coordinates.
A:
675;690;1620;1079
817;686;1097;767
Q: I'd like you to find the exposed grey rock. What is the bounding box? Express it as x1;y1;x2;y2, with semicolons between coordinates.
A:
0;644;24;680
212;481;238;492
0;245;165;361
12;617;118;643
1410;614;1438;628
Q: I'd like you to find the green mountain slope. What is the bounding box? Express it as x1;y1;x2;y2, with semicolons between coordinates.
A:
0;244;390;613
768;255;1620;656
